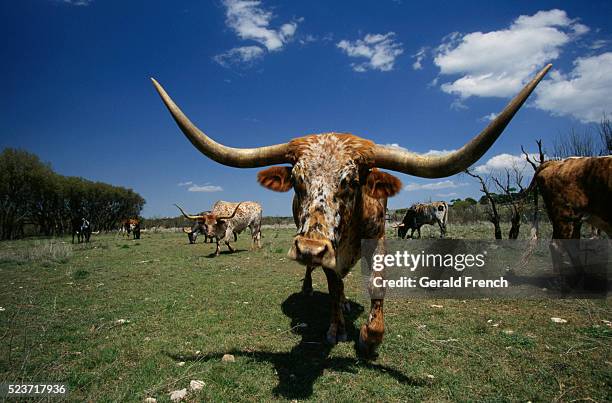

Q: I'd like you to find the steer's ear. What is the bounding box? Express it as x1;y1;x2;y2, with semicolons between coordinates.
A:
365;169;402;199
257;166;293;192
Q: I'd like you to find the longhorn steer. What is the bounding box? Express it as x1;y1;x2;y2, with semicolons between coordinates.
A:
397;201;448;239
152;64;551;357
176;206;238;244
183;224;215;243
532;156;611;238
175;201;262;255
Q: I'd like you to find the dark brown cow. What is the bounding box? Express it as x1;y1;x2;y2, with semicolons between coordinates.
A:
152;64;551;357
533;156;611;238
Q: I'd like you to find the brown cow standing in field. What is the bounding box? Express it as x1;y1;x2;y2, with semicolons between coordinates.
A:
533;156;611;238
121;218;141;239
152;64;551;357
522;156;612;294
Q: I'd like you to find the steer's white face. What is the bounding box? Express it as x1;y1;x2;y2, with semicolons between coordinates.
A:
257;133;401;269
292;135;362;246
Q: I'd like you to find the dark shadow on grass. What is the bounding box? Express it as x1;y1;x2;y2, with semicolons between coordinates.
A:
203;249;248;258
166;291;427;399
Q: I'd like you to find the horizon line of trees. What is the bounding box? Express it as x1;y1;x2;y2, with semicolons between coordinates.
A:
0;148;145;240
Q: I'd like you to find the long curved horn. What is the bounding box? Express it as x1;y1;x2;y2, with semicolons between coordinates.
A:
373;64;552;178
174;204;203;220
151;79;291;167
217;203;242;220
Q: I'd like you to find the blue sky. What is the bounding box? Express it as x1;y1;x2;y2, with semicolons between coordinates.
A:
2;0;611;217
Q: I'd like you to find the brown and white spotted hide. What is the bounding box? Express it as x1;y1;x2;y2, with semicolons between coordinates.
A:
534;156;611;238
204;200;262;255
258;134;401;350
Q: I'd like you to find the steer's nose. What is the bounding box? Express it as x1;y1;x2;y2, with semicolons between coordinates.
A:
288;236;336;269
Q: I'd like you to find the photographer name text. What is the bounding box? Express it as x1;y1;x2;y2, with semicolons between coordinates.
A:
373;276;508;289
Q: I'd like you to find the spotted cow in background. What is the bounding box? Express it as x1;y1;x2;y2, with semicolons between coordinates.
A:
152;64;551;357
176;201;262;255
397;201;448;239
176;205;238;244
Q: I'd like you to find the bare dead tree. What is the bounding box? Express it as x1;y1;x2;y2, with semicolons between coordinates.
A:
492;167;525;239
599;113;612;155
521;139;546;239
553;127;602;159
465;169;502;239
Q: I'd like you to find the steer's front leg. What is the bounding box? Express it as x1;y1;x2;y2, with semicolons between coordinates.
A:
302;265;315;296
359;240;386;359
323;268;347;344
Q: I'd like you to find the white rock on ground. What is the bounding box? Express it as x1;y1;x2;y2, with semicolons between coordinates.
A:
190;380;205;391
144;398;157;403
169;388;187;401
551;317;568;323
222;354;235;362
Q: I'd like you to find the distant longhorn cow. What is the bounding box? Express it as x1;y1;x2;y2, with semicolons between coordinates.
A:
532;156;611;238
183;223;214;243
176;201;262;255
176;206;238;244
397;201;448;239
71;217;91;244
152;64;551;356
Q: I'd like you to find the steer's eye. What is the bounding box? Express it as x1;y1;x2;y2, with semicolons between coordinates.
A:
339;177;359;194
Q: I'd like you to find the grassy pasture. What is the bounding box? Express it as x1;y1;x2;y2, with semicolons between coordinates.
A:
0;225;610;402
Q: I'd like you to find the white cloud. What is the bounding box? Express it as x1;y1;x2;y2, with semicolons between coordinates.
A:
188;184;223;193
62;0;92;5
473;153;537;174
213;46;265;67
590;39;610;50
177;181;193;187
404;180;467;191
433;9;587;99
480;112;498;122
534;52;612;123
222;0;299;52
384;144;456;157
337;32;403;72
299;34;317;45
412;47;427;70
435;192;458;198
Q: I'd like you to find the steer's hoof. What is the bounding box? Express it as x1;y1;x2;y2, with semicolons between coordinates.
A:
358;325;380;360
326;325;347;345
342;301;351;313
